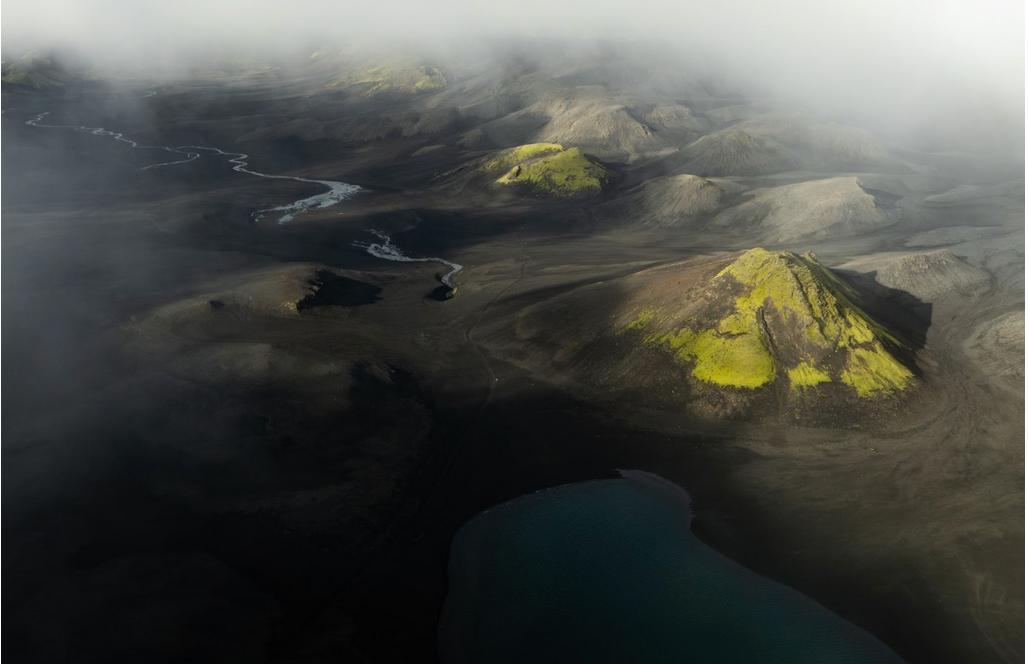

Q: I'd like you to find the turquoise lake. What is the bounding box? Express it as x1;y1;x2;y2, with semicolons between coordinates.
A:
439;472;906;664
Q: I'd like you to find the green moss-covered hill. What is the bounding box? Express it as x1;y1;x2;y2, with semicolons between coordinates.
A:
626;248;914;398
480;143;611;198
327;60;447;96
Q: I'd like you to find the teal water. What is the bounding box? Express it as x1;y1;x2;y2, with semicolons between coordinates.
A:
439;473;905;664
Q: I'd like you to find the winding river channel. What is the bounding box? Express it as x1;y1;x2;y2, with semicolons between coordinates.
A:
25;111;361;223
25;107;461;288
354;230;463;289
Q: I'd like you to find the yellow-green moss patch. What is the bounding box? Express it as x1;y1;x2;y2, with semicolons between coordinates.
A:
717;248;887;349
483;143;565;172
648;328;776;389
841;347;913;397
626;307;658;331
787;361;832;390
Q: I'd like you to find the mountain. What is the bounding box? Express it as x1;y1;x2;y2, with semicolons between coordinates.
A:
678;111;911;175
922;179;1024;205
593;174;724;228
1;51;74;88
457;86;704;163
680;128;795;176
126;264;387;386
918;179;1025;226
623;249;914;396
712;176;901;243
840;250;992;303
495;248;920;422
327;61;448;97
473;143;612;198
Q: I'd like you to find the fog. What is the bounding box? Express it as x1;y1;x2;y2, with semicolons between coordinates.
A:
2;0;1024;153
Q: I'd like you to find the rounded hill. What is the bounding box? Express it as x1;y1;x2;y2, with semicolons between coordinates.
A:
479;143;611;198
713;177;900;243
840;250;992;303
594;174;723;229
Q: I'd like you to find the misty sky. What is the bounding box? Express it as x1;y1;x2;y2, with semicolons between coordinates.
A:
2;0;1024;151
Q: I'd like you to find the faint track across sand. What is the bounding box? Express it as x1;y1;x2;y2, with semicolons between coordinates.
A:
463;231;531;419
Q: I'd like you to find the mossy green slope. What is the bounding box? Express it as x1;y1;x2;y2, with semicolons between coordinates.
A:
483;143;565;172
328;62;446;96
627;248;914;398
1;52;69;88
482;143;611;198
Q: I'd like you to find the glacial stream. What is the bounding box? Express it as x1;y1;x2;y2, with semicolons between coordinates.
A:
354;230;463;289
24;108;462;289
25;111;360;223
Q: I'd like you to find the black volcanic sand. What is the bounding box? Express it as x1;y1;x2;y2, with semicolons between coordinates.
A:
2;78;1023;664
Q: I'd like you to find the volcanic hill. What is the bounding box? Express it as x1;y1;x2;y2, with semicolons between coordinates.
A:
681;128;793;176
625;248;914;395
327;61;447;96
1;52;74;89
839;250;992;303
678;112;910;176
712;177;901;243
594;174;724;229
477;143;611;198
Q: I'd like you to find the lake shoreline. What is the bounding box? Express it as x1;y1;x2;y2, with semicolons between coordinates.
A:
439;474;906;664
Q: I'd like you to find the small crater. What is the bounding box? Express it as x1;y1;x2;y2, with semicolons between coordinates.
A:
297;271;382;310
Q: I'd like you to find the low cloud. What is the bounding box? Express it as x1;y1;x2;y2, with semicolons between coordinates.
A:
2;0;1024;153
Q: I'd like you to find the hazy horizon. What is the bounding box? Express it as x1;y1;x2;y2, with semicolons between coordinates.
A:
3;0;1025;156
